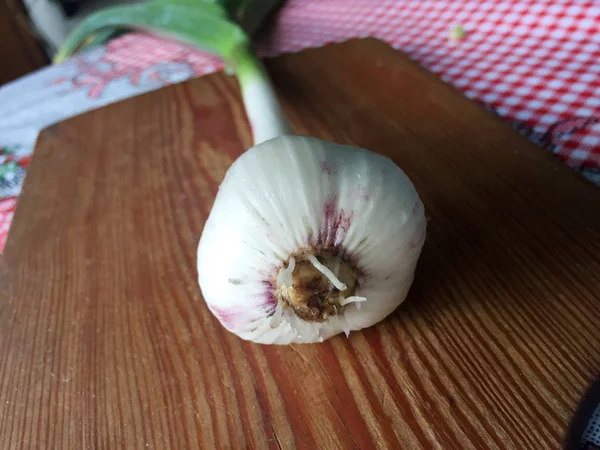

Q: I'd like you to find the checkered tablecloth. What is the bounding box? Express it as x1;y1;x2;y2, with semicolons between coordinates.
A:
1;0;599;255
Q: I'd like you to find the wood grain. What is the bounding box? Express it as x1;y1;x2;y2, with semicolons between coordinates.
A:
2;38;600;449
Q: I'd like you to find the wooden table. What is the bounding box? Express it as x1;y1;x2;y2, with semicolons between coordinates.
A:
2;38;600;449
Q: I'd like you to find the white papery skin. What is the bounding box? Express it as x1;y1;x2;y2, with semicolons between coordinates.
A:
197;135;426;344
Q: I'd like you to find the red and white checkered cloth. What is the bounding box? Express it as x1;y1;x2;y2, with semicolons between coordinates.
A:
0;198;14;251
1;0;599;250
261;0;600;175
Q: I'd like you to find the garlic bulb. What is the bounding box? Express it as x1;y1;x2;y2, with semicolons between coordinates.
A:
50;0;427;344
197;135;426;344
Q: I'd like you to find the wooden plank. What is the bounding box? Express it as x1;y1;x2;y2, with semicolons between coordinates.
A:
1;37;600;449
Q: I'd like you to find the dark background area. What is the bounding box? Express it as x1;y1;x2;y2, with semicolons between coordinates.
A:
0;0;49;85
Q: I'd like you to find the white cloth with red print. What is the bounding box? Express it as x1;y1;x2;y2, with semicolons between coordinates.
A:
1;0;600;255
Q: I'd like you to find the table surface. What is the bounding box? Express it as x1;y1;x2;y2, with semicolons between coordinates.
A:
2;38;600;449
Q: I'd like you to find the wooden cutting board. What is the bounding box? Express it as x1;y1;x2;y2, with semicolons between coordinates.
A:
2;38;600;449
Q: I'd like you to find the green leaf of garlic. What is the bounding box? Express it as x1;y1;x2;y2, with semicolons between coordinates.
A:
53;2;247;64
52;0;284;64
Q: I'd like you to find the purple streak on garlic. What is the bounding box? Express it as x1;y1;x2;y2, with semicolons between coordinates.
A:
197;134;426;344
